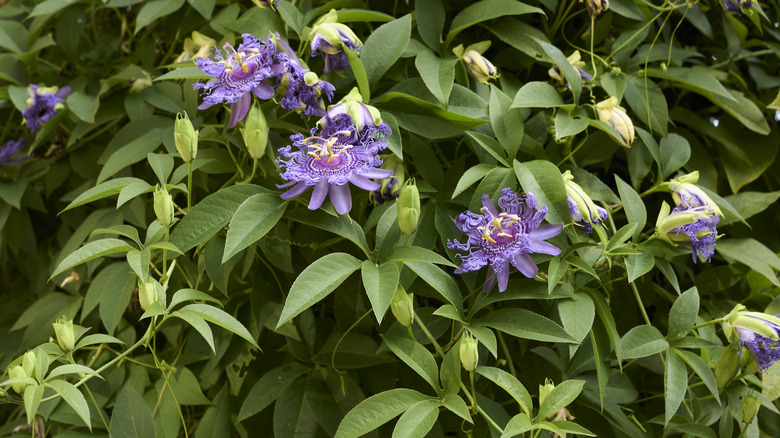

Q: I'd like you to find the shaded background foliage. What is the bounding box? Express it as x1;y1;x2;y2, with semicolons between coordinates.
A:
0;0;780;436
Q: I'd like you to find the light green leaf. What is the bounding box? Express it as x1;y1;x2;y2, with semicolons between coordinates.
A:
502;414;533;437
66;92;99;124
531;37;581;103
383;335;440;392
513;160;570;224
361;261;399;324
453;163;497;199
664;348;688;425
223;193;287;262
51;238;134;278
392;401;440;438
659;133;690;179
675;349;719;405
558;292;594;344
467;131;510;167
155;66;210;82
489;85;525;158
172;310;215;353
708;88;770;135
626;249;654;283
47;380;91;430
285;208;370;257
75;334;124;349
334;389;430;438
475;308;576;343
385;246;457;267
668;287;699;340
135;0;185;34
405;261;463;311
60;177;144;214
97;128;167;183
109;386;154;437
621;325;668;359
554;111;588;140
415;51;457;105
445;0;543;48
168;288;221;311
344;47;370;102
511;82;566;108
536;379;585;422
46;364;102;380
360;15;411;86
476;366;532;416
179;303;258;349
717;238;780;287
615;175;646;241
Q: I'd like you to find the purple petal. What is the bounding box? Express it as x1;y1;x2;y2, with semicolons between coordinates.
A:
329;183;352;214
497;263;510;292
360;168;394;179
482;266;497;292
55;86;71;99
228;94;252;128
530;240;561;256
308;180;330;210
252;82;274;100
530;223;563;240
481;193;499;217
280;181;310;199
349;174;380;191
198;101;217;110
512;253;538;278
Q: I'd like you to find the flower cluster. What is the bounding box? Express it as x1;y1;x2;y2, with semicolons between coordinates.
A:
448;188;563;292
310;10;362;74
276;90;392;214
193;33;334;127
23;85;71;133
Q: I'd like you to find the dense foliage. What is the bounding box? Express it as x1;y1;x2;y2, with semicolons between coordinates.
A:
1;0;780;436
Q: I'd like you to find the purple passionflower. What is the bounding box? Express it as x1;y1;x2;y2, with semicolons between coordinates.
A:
318;87;390;140
193;34;276;128
0;138;29;165
567;196;608;235
656;202;719;263
723;0;752;13
310;10;362;74
447;188;564;292
736;315;780;372
276;114;392;214
272;35;335;117
23;85;70;133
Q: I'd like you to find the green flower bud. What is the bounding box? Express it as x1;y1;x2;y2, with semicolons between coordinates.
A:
397;180;420;237
741;390;761;424
241;104;269;160
539;378;556;408
153;187;174;227
596;97;634;146
8;365;28;394
390;285;414;327
138;279;159;311
52;316;75;352
21;351;36;378
715;348;739;389
461;50;499;84
174;112;198;162
310;10;362;55
459;333;479;372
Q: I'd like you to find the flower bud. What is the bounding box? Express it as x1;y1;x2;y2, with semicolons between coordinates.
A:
596;97;634;146
174;112;198;162
715;348;739;389
52;316;75;352
390;285;414;327
539;379;556;407
741;390;761;424
154;187;174;227
138;279;159;311
22;351;36;378
241;104;269;160
459;333;479;372
563;170;607;235
8;365;28;394
548;50;592;83
461;50;499;84
310;10;362;55
397;180;420;237
370;156;404;206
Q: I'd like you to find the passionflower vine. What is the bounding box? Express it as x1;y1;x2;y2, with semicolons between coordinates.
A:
0;139;29;166
447;188;563;292
655;202;719;263
193;34;276;127
23;85;70;132
563;170;607;235
276;114;392;214
723;306;780;372
310;10;362;74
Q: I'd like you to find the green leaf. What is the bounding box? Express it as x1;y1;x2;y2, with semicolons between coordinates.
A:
475;308;576;343
668;287;699;340
147;153;174;186
405;261;463;311
453;163;497;199
476;366;532;416
392;401;441;438
558;292;594;344
621;325;668;359
273;377;318;438
536;379;585;422
23;384;43;426
374;91;487;139
531;36;581;103
172;310;215;353
360;15;411;86
415;51;457;105
179;304;258;349
75;334;124;349
66;92;99;124
445;0;542;47
502;414;533;437
659;134;690;179
383;335;440;392
717;238;780;287
344;47;370;102
170;184;265;253
625;249;654;283
278;253;362;327
489;85;525;157
60;177;144;214
361;261;399;324
720;190;780;226
51;238;135;278
674;349;719;405
646;67;735;101
586;289;623;363
513;160;570;224
187;0;215;19
97;128;167;183
707;88;770;135
168;289;221;311
46;364;102;381
547;258;567;295
385;246;457;267
416;0;445;49
554;111;588;140
335;9;395;22
624;76;668;136
285;208;370;257
47;380;91;430
334;389;430;438
607;224;638;251
135;0;185;34
109;386;155;437
615;175;646;241
98;264;136;335
117;181;154;208
222;193;287;263
239;364;308;421
664;348;688;425
511;82;566;108
442;394;472;423
154;66;210;82
0;178;26;210
467;131;510;167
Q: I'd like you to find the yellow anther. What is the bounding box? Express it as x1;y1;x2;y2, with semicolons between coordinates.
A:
327;144;353;163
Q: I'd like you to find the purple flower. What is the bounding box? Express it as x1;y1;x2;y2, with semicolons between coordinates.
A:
736;315;780;372
723;0;752;13
193;34;276;128
567;195;608;235
276;114;392;214
0;138;29;165
447;188;563;292
272;35;335;117
309;11;362;74
23;85;70;133
656;203;719;263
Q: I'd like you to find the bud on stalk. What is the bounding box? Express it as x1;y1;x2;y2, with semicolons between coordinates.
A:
390;285;414;327
459;333;479;372
241;104;269;161
154;187;174;227
397;180;420;237
174;112;198;162
52;316;75;352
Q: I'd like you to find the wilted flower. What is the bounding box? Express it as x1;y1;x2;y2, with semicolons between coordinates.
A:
548;50;592;84
655;202;719;263
459;332;479;372
724;306;780;372
310;10;362;74
52;316;75;352
23;85;71;132
174;31;217;64
579;0;609;16
461;50;499;84
596;96;634;146
390;285;414;327
0;138;29;166
563;170;607;235
667;171;724;218
448;188;563;292
174;112;198;162
370;155;404;205
276;113;392;214
193;34;276;128
397;180;420;237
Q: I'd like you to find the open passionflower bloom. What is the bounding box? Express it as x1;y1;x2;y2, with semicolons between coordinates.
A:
448;188;563;292
23;85;70;132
